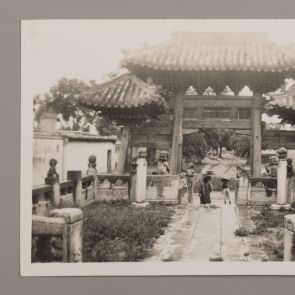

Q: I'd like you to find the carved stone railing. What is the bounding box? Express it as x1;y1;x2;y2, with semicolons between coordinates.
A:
248;176;277;205
81;175;95;205
32;184;54;216
96;174;130;201
32;215;68;262
249;176;277;189
146;175;186;204
32;208;83;263
59;180;75;208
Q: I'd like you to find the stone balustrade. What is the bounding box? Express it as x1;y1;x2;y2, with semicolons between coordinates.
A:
96;174;130;201
248;176;277;205
146;174;188;204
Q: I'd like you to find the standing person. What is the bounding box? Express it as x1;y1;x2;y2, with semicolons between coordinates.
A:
221;177;231;205
199;174;213;208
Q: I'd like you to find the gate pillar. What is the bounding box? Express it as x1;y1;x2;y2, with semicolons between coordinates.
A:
251;94;262;177
170;92;184;174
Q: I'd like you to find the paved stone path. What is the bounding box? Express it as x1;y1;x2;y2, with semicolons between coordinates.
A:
146;192;250;262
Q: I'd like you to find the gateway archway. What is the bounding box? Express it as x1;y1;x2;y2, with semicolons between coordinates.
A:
172;94;261;176
122;32;295;176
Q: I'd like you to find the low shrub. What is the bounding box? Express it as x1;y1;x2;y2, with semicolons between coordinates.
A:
234;227;249;237
82;200;174;262
250;208;290;234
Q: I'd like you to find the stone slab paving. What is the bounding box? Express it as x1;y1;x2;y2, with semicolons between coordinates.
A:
146;192;250;262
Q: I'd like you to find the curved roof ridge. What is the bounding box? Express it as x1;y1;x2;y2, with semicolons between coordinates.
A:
78;72;168;114
121;38;174;57
121;31;295;73
92;72;130;91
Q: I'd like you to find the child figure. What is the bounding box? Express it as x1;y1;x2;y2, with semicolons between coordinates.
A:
221;177;231;205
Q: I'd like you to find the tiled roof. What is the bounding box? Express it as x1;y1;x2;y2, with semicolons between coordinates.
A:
79;73;167;111
267;84;295;111
122;32;295;72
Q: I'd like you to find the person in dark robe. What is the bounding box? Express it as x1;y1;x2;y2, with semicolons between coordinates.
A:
199;175;213;208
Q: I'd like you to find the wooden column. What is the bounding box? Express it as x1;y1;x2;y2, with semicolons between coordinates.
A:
251;94;262;177
116;124;131;174
170;92;184;175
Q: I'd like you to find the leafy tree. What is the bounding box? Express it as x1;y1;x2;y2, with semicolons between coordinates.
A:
266;107;295;125
183;132;208;163
201;129;235;158
33;77;120;135
229;134;251;158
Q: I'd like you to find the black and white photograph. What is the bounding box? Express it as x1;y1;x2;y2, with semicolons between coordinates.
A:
21;19;295;276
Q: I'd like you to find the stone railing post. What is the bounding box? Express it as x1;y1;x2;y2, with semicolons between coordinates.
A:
32;215;68;262
235;168;250;205
129;159;138;202
50;208;83;262
135;148;147;203
86;155;98;199
284;214;295;261
67;171;82;207
45;159;60;207
277;147;288;205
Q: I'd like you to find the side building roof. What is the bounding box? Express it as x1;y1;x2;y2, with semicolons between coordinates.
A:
77;73;168;123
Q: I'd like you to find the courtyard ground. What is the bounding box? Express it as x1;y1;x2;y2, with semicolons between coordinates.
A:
144;192;255;262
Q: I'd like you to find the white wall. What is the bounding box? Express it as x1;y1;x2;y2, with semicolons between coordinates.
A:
63;140;115;178
33;136;64;185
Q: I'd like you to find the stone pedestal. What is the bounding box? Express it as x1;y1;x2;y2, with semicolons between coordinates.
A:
135;157;147;203
50;208;83;262
235;170;250;206
277;147;288;205
67;171;82;206
284;214;295;261
32;215;68;262
45;178;60;207
87;155;98;199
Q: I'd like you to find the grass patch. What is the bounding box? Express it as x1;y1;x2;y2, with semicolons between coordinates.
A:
250;208;295;261
82;200;174;262
251;208;287;234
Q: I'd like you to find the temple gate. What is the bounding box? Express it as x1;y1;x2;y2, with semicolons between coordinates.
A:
79;32;295;177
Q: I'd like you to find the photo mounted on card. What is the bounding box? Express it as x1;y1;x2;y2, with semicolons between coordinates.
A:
21;19;295;276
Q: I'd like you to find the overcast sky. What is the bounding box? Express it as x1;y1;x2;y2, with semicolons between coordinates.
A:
22;19;295;103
